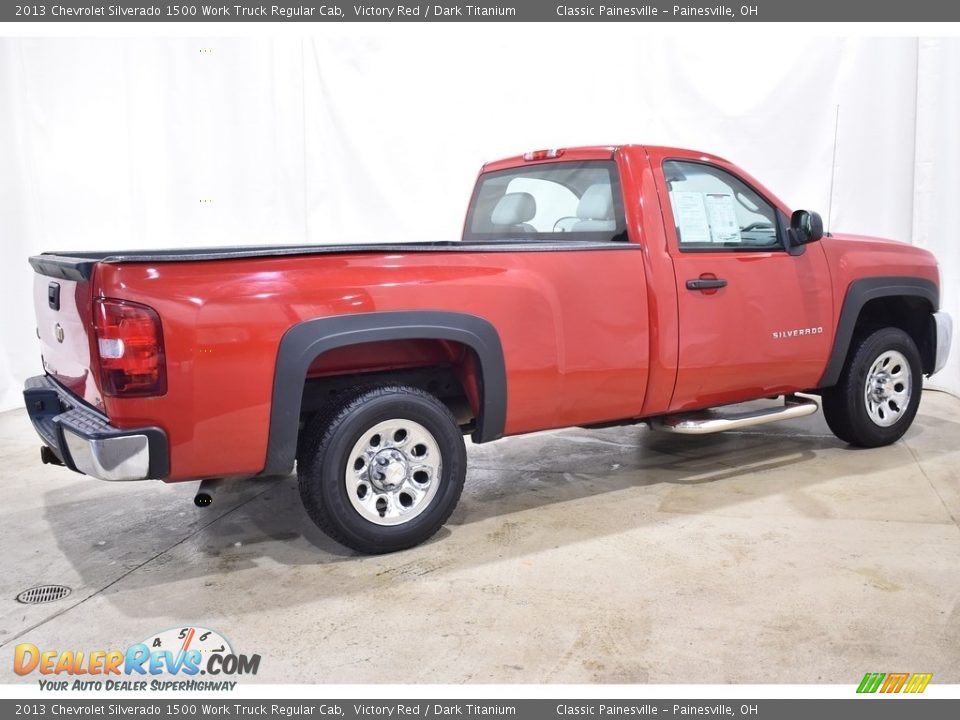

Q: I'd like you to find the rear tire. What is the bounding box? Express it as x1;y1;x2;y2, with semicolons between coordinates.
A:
821;327;922;447
297;385;466;554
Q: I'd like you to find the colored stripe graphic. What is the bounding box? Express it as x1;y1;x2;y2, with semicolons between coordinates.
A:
880;673;909;693
857;672;885;693
904;673;933;693
857;672;932;693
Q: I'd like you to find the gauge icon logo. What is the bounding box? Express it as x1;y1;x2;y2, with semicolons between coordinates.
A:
135;626;260;678
143;626;233;663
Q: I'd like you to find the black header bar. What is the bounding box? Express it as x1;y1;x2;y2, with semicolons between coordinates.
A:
5;0;960;23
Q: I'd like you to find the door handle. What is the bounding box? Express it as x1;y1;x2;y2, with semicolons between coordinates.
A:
686;278;728;291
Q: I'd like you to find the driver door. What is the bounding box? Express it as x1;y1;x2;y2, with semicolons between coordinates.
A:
651;153;834;412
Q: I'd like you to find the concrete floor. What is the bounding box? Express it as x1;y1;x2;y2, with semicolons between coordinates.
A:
1;390;959;684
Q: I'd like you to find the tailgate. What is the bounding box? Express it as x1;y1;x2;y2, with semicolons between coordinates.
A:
31;267;103;410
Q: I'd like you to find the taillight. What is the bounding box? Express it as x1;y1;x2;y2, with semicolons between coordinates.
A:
93;298;167;397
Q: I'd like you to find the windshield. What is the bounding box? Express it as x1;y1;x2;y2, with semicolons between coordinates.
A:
463;160;627;243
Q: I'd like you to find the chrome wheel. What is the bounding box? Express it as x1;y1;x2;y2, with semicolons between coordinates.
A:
345;418;442;526
864;349;912;427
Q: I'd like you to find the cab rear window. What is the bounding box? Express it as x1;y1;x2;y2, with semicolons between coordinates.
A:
463;161;627;243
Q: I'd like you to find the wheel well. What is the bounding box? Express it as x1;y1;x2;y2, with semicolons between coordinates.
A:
853;296;936;373
263;310;506;477
297;339;481;437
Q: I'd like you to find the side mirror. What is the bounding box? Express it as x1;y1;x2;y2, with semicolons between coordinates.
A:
789;209;824;245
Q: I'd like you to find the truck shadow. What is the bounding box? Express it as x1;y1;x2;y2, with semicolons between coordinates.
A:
35;392;960;624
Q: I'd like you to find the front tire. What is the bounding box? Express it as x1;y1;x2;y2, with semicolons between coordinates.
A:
297;385;467;554
821;327;922;447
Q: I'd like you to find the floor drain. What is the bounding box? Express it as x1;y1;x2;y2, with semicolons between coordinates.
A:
16;585;72;604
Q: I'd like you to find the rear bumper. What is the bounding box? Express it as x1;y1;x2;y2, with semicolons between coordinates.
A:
933;311;953;376
23;375;168;481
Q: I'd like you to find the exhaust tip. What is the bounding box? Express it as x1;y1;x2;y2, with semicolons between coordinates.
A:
40;446;64;466
193;478;222;508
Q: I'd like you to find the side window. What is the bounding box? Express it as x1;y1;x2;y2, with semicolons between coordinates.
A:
663;160;780;251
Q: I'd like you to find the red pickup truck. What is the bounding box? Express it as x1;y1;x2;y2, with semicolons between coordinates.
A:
25;145;952;553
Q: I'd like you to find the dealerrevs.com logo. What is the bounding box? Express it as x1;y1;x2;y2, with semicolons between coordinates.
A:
14;626;260;691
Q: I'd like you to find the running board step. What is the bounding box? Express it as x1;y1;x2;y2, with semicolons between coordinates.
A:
650;394;820;435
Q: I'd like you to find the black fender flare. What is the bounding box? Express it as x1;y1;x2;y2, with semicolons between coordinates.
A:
262;310;507;476
818;276;938;388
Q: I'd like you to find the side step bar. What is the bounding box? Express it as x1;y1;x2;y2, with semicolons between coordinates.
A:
650;393;820;435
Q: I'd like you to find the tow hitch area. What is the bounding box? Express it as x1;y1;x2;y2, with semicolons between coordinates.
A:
40;445;64;466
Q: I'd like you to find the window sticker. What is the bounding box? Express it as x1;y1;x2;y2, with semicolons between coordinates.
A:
672;191;711;244
704;193;742;243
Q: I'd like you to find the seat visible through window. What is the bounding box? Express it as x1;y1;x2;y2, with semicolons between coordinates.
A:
491;192;537;233
572;184;616;232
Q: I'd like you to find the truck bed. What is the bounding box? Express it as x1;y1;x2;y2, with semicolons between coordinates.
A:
29;240;622;281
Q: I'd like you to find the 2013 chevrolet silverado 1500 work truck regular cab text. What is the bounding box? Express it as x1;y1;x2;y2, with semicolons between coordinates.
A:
25;145;953;553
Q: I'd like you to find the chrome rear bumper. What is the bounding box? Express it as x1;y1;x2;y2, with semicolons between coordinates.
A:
933;311;953;376
23;375;168;481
